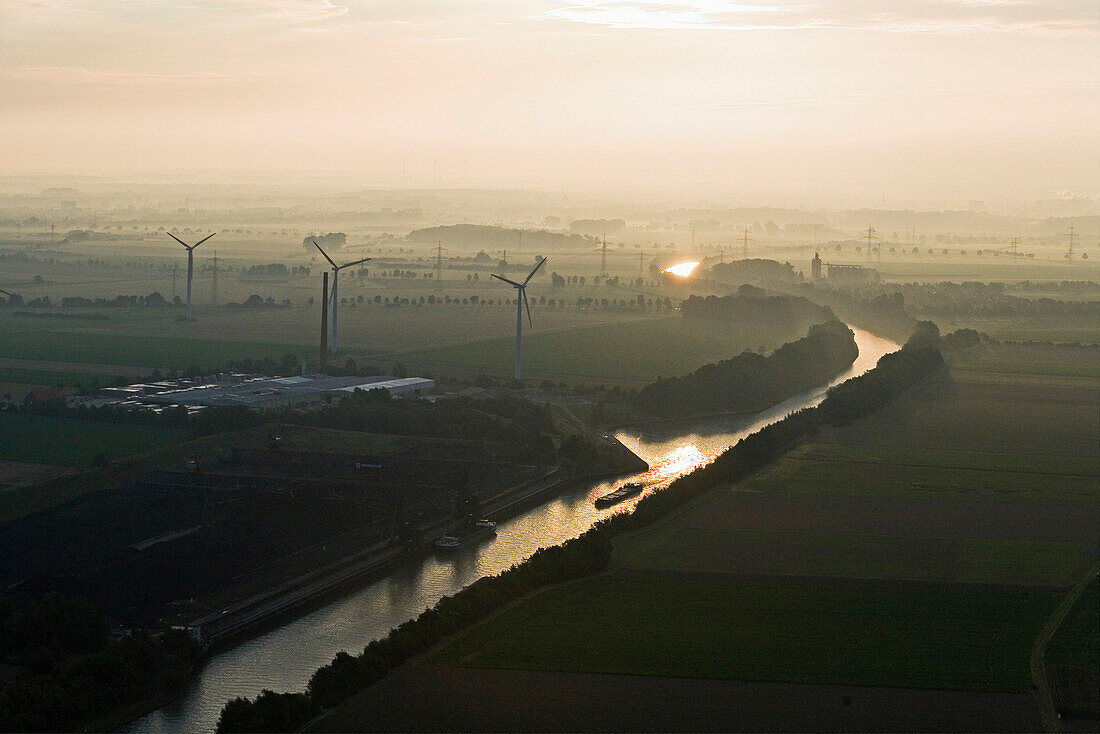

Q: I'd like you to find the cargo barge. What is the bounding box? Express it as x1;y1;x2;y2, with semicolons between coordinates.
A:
594;482;644;508
434;519;497;550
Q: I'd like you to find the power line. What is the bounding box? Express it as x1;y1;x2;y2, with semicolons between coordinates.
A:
434;240;448;282
207;249;220;306
865;224;877;262
596;235;609;276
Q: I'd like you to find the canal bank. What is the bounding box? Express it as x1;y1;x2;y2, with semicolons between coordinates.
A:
189;460;647;651
127;327;899;734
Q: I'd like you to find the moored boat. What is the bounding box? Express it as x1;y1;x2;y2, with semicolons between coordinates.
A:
434;519;497;550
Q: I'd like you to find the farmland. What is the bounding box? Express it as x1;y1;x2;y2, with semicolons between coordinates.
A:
0;293;816;386
393;315;809;382
432;574;1058;693
315;665;1043;733
1048;576;1100;670
950;317;1100;345
321;343;1099;730
0;366;126;388
0;321;308;371
950;342;1100;378
0;413;187;467
0;423;424;522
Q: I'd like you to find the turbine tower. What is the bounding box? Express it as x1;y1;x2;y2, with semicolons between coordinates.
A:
167;231;216;319
491;257;546;380
313;240;370;354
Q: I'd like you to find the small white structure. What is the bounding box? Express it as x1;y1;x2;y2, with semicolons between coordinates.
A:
95;374;433;412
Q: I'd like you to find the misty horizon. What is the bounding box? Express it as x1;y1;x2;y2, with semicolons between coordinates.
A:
2;1;1098;201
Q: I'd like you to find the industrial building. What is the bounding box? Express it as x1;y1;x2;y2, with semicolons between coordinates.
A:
824;262;880;284
83;374;433;412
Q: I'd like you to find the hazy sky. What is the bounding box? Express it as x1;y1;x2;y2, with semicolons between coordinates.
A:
2;0;1097;200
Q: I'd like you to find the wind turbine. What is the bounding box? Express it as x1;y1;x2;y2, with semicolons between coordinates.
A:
313;240;370;354
491;257;546;380
167;231;216;319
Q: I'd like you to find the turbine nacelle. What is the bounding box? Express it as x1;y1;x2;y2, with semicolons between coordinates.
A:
168;232;216;251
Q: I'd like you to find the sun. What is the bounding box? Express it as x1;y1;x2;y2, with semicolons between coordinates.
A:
661;261;701;277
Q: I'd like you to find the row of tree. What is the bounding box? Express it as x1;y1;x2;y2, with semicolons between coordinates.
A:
888;281;1100;319
791;284;918;344
0;594;203;732
680;288;833;327
631;319;858;418
216;322;949;732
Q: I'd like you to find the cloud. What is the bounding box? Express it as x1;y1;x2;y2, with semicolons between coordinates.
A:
692;80;1100;110
0;0;350;23
226;0;349;22
545;0;1100;35
4;67;238;85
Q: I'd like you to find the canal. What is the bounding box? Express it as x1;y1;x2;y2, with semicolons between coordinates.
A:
129;327;899;733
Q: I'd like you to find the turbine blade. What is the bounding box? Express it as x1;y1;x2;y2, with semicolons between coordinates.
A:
523;256;546;285
167;232;189;247
313;240;338;268
491;273;522;287
339;257;371;270
193;232;216;248
523;289;532;327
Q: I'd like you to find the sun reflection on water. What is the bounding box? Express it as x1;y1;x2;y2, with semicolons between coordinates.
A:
653;443;707;480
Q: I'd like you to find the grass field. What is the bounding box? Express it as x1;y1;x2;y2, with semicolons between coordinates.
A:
1047;575;1100;669
0;413;187;467
0;285;816;383
830;373;1099;458
434;573;1058;693
0;328;308;370
0;367;124;388
0;302;701;382
950;317;1100;345
0;419;515;522
1045;574;1100;719
393;316;805;381
411;347;1098;710
735;443;1100;505
951;342;1100;378
616;527;1094;586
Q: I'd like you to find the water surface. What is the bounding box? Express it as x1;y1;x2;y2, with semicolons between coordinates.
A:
129;327;898;733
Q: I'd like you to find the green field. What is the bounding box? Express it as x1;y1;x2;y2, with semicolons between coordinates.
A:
829;373;1099;458
424;350;1098;702
0;302;689;382
0;367;124;388
616;528;1094;586
951;318;1100;345
951;342;1100;378
0;413;187;467
0;328;308;370
739;443;1100;505
1047;575;1100;669
394;316;805;381
434;574;1058;693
